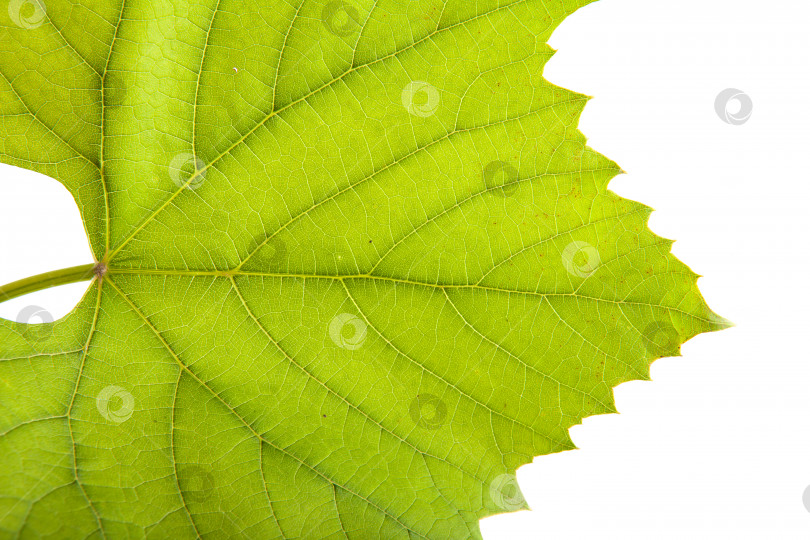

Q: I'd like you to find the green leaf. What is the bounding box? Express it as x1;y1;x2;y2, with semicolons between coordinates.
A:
0;1;728;538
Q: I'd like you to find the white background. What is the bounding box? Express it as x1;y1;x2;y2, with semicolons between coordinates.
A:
1;0;808;538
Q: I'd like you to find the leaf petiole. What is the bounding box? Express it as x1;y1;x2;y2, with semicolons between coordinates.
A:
0;264;98;304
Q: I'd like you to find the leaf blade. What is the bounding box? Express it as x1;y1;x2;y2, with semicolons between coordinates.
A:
0;1;728;538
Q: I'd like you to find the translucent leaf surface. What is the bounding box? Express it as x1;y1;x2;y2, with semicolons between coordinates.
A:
0;1;727;538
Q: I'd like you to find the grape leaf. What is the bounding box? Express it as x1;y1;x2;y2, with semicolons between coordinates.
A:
0;0;728;538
